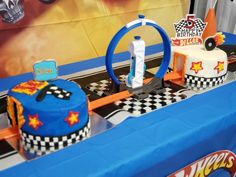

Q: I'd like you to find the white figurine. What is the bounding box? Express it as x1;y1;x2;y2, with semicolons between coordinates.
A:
126;36;146;89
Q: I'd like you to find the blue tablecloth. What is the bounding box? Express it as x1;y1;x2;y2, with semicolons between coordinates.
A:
1;80;236;177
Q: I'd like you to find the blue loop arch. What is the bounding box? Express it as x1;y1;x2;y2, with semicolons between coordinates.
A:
105;20;171;85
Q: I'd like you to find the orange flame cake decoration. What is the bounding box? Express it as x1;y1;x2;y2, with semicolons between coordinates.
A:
12;80;49;95
214;32;225;46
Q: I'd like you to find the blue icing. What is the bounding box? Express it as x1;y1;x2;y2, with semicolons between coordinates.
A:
8;79;88;136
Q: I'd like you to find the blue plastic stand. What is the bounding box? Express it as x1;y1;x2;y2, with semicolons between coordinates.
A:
105;15;171;86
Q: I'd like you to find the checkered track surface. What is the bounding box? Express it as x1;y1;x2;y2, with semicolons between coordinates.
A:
86;75;126;97
86;76;188;115
115;88;187;115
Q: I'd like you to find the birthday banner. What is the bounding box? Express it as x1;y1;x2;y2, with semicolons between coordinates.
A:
0;0;188;78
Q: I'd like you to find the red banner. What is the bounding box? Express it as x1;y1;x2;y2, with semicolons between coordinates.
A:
172;37;202;46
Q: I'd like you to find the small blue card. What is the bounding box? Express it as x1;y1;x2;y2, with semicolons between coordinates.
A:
33;60;58;81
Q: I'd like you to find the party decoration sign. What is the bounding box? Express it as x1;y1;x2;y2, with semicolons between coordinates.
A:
172;14;207;46
33;60;58;81
168;150;236;177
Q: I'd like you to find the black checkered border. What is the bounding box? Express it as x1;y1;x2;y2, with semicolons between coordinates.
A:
115;87;187;115
22;141;64;156
185;73;227;91
20;119;91;155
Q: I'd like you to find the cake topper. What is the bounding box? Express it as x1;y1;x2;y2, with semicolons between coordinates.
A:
33;59;58;81
172;14;207;46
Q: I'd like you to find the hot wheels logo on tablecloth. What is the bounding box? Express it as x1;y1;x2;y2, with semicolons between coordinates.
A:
172;14;207;46
168;150;236;177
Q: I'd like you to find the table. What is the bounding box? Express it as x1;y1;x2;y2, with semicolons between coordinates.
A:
1;33;236;177
1;79;236;177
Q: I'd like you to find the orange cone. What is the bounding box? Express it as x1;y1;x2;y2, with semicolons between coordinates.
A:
202;8;217;40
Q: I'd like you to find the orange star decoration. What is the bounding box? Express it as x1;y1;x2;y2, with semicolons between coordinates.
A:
190;62;203;74
64;111;80;127
28;114;43;130
214;61;224;74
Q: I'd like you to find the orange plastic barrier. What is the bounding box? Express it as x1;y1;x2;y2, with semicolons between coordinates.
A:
171;52;187;85
0;126;19;141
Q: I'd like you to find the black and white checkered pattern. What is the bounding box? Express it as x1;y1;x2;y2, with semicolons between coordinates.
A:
46;85;72;100
86;75;127;97
87;80;110;97
185;74;227;91
115;88;187;115
195;19;206;32
86;75;190;115
20;119;91;156
174;18;206;33
174;20;187;32
22;141;64;156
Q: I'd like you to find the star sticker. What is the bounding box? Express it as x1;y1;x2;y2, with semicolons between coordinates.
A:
28;114;43;130
214;61;224;74
64;111;80;127
190;62;203;74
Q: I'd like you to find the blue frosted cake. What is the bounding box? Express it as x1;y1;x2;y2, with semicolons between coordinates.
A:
7;79;90;154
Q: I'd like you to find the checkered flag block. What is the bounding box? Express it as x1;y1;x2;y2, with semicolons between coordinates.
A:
86;75;127;97
20;120;91;156
195;19;207;32
185;74;227;91
46;85;72;100
115;88;187;115
174;18;206;33
174;19;187;33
